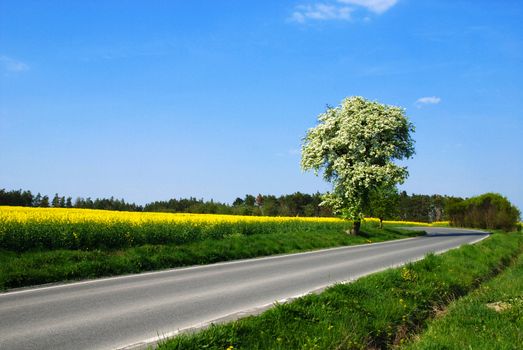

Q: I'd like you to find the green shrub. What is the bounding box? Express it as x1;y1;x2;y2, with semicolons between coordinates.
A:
447;193;520;231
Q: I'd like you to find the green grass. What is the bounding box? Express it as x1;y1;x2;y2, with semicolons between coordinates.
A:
403;246;523;350
0;222;420;290
158;232;523;350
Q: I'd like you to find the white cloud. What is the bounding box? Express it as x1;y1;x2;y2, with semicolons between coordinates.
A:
288;148;301;156
0;55;29;72
290;3;352;23
289;0;397;23
338;0;398;14
416;96;441;107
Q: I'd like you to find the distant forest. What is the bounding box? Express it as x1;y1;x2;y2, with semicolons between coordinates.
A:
0;188;463;223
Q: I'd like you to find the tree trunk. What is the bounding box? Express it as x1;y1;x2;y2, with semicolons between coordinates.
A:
350;220;361;235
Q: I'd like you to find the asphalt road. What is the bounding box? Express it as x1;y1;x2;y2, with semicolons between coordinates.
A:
0;227;488;350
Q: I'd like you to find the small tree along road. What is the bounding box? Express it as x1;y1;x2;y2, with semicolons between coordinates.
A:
301;96;415;235
366;184;400;229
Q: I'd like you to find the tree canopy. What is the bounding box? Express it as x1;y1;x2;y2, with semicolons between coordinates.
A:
301;96;415;233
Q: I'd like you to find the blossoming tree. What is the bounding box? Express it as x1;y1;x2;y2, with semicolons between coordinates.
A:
301;96;415;235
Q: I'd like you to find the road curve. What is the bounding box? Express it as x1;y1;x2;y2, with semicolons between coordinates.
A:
0;227;488;350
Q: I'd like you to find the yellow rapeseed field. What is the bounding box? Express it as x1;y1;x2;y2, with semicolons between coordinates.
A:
0;205;344;225
0;206;349;252
0;206;445;253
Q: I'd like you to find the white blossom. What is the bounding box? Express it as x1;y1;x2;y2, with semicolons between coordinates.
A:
301;96;415;221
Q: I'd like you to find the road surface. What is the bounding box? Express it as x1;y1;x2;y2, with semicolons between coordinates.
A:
0;227;488;350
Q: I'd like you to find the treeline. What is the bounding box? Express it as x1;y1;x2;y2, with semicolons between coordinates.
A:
0;189;142;211
0;188;459;221
448;193;521;231
144;193;333;217
396;192;463;222
0;189;329;216
3;188;519;226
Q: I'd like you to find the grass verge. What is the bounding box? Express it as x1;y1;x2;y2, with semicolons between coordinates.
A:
158;232;523;350
403;247;523;350
0;222;419;290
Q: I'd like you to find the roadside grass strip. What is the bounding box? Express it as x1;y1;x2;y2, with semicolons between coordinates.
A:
158;233;523;350
404;247;523;350
0;223;420;290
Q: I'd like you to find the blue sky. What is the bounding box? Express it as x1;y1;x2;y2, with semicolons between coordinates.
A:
1;0;522;210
